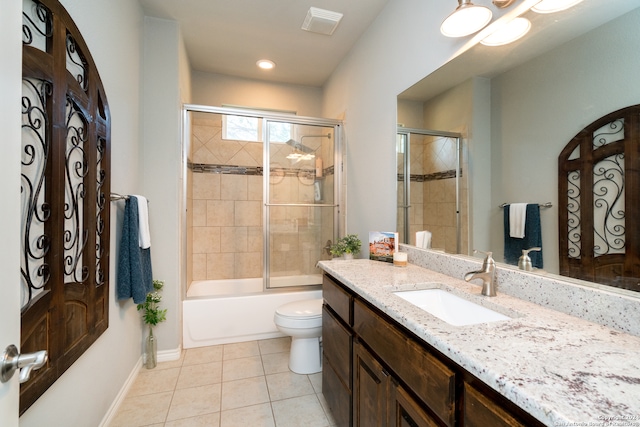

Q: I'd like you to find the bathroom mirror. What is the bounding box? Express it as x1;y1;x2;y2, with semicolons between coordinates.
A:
397;0;640;295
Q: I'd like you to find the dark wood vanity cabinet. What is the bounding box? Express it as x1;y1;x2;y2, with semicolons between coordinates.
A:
322;275;353;427
322;273;545;427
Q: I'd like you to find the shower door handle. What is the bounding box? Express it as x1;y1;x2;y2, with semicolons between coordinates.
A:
323;240;332;256
1;344;48;383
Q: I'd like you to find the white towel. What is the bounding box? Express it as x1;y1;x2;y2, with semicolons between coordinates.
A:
416;231;432;249
133;195;151;249
509;203;527;239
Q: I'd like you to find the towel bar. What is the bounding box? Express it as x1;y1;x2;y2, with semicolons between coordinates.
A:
110;193;129;201
499;202;552;208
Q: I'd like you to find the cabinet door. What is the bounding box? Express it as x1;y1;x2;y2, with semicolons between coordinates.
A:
463;383;527;427
389;380;441;427
353;341;389;427
322;306;352;427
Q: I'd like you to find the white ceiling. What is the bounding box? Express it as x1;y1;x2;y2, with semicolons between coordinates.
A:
138;0;390;87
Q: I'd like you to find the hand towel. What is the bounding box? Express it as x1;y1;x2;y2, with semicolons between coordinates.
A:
416;231;432;249
134;195;151;249
117;196;154;303
504;204;543;268
509;203;527;238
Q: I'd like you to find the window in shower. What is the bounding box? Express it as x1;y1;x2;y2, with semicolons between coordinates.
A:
222;115;292;143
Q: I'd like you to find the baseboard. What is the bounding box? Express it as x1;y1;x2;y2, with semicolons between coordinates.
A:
98;346;182;427
98;356;142;427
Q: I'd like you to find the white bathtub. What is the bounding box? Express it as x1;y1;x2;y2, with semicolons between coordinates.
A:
183;276;322;348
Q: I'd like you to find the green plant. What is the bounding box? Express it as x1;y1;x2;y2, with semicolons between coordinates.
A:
137;280;167;327
330;234;362;257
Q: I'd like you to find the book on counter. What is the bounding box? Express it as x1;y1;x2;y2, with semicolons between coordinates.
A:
369;231;398;263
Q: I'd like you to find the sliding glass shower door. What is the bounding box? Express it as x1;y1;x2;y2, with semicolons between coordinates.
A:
397;127;464;254
265;120;339;289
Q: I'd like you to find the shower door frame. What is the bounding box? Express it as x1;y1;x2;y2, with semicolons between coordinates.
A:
182;104;342;294
397;127;462;253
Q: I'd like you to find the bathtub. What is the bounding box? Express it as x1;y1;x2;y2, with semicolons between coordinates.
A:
183;276;322;348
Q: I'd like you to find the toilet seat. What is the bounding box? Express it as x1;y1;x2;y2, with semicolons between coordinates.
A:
274;298;322;329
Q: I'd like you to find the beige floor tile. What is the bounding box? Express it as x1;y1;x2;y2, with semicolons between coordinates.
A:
258;337;291;355
223;340;260;360
222;355;264;382
221;376;270;410
266;371;315;401
110;391;173;427
127;367;180;397
261;352;290;375
164;412;221;427
176;361;222;389
220;403;275;427
316;392;338;426
271;394;330;427
308;372;322;394
183;345;223;366
166;383;222;422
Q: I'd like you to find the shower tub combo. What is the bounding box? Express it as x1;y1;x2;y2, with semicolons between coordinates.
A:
182;105;341;348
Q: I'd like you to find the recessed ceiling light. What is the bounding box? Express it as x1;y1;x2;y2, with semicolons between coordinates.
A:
256;59;275;70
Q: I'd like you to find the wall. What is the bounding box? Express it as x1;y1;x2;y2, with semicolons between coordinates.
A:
141;16;192;352
191;71;323;117
18;1;145;426
489;8;640;272
322;0;472;247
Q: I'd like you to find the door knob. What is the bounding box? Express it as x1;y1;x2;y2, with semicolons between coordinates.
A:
1;344;48;383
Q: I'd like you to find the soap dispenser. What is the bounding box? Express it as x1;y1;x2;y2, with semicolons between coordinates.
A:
518;247;541;271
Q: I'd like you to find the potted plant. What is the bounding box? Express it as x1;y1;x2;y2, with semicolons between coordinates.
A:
137;279;167;369
330;234;362;259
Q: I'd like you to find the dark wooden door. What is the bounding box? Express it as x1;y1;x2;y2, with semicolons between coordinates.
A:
559;105;640;292
20;0;110;414
353;341;390;427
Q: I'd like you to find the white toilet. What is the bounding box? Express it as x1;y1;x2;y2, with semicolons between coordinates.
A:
273;298;323;374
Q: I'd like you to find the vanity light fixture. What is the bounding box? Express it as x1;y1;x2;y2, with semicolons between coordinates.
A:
480;17;531;46
532;0;584;14
256;59;276;70
441;0;493;38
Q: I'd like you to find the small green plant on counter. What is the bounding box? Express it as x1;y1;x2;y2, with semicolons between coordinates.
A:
330;234;362;257
137;279;167;326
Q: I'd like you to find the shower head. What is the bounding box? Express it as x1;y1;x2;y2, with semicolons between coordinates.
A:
285;132;332;154
285;139;315;154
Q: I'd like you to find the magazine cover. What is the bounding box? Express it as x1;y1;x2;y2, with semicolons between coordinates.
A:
369;231;398;263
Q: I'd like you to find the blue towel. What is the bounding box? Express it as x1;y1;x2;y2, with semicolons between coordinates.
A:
117;197;153;303
504;203;543;268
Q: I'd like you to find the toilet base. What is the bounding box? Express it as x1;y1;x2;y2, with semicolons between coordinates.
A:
288;336;322;374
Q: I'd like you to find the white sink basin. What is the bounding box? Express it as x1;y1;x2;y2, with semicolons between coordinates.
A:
393;289;511;326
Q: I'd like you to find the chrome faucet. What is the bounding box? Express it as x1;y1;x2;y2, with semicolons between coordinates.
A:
464;250;496;297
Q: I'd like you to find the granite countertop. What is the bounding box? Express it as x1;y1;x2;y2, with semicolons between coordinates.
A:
318;259;640;427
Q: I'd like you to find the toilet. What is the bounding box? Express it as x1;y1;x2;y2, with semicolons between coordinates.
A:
274;298;323;374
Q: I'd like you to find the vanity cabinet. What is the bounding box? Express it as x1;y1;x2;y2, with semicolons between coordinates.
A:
322;274;353;427
322;273;544;427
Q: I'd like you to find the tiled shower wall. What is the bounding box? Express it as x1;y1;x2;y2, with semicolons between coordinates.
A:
187;112;335;283
402;135;468;254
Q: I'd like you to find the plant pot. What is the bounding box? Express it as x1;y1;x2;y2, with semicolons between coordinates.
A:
145;328;157;369
342;253;354;260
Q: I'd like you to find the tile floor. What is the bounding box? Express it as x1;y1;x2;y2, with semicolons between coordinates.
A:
109;337;336;427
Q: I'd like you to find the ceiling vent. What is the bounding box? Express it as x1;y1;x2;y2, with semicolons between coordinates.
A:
301;7;343;36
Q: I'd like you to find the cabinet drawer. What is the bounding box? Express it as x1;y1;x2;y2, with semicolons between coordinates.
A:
322;305;352;387
323;354;351;427
463;383;526;427
323;274;352;325
354;299;456;427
